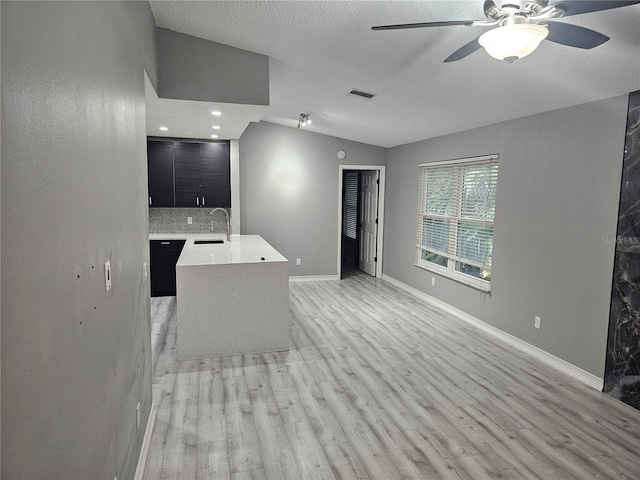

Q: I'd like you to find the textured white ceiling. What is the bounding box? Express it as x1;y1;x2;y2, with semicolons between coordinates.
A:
149;0;640;148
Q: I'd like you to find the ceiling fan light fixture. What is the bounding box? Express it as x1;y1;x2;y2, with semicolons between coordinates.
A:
478;23;548;61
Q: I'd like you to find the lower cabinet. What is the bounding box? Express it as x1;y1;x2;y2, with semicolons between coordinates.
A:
150;240;185;297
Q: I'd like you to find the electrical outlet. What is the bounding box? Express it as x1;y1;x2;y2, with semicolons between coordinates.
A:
104;261;112;292
187;216;193;225
142;262;148;283
296;258;301;266
431;277;436;286
136;401;141;429
534;316;541;329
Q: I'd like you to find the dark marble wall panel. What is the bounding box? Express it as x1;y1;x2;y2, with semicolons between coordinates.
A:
604;90;640;409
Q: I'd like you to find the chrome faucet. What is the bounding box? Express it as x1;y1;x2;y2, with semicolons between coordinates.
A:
210;207;230;242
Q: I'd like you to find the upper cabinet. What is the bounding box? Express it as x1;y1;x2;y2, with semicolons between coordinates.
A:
199;141;231;208
147;138;231;208
173;141;201;207
147;140;175;207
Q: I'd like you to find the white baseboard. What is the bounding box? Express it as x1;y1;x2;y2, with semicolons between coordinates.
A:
289;275;340;282
382;274;603;391
134;403;157;480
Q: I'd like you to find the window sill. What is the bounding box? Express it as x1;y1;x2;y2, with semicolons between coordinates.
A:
414;262;491;294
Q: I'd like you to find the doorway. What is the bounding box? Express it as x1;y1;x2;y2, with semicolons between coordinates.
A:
338;165;385;279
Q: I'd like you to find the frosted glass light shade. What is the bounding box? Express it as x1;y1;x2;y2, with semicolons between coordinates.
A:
478;24;548;61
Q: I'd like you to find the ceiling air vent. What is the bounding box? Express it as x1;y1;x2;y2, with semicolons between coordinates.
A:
346;89;376;100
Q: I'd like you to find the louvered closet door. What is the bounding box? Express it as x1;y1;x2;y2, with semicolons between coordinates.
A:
359;170;379;276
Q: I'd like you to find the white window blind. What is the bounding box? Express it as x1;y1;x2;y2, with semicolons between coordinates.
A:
416;155;498;290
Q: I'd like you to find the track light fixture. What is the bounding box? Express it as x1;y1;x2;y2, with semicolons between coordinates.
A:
297;113;312;128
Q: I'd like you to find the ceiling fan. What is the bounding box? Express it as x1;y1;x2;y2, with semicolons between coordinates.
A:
372;0;640;63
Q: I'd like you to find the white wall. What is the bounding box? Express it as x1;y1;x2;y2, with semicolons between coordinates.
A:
1;2;156;478
383;95;629;378
239;121;387;276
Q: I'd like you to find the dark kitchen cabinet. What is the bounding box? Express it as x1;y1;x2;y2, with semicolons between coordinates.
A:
173;141;201;207
147;137;231;208
200;141;231;208
150;240;185;296
147;140;175;207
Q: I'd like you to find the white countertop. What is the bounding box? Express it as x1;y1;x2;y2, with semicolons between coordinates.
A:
150;233;288;266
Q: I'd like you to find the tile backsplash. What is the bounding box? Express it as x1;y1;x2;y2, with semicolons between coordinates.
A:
149;208;231;234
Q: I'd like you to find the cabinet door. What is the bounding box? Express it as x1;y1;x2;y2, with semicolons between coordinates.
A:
147;140;174;207
174;141;201;207
150;240;185;296
200;141;231;208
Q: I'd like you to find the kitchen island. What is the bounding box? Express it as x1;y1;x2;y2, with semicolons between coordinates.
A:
173;234;292;360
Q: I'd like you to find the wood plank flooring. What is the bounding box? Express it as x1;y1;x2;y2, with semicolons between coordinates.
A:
143;273;640;479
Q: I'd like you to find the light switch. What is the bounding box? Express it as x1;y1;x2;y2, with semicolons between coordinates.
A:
143;262;148;283
104;261;112;292
187;216;193;225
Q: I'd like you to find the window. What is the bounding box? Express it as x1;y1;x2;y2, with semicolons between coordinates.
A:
416;154;498;291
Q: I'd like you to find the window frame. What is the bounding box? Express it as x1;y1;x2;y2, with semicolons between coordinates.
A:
415;154;499;292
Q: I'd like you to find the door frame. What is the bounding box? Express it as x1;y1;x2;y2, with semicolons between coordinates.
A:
337;165;386;279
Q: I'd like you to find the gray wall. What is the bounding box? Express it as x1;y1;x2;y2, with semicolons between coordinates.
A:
1;2;157;478
157;27;269;106
384;95;628;378
0;2;3;473
239;121;386;276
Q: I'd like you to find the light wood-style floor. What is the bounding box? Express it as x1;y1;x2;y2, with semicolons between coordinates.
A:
144;273;640;480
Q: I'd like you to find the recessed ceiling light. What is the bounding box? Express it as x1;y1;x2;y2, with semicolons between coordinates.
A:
211;110;222;116
210;134;219;139
211;125;220;130
159;126;168;131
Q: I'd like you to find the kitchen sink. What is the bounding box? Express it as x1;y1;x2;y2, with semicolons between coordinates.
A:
194;239;224;244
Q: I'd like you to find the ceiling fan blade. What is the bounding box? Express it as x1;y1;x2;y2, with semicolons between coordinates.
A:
551;0;640;17
444;37;482;62
372;20;475;31
545;22;609;49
